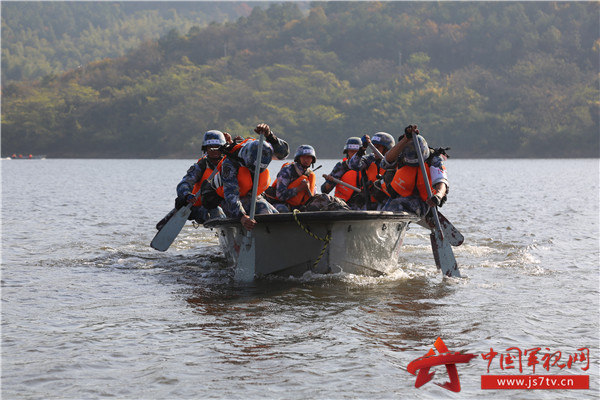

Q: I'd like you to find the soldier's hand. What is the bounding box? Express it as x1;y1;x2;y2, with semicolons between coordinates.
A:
254;123;272;138
175;193;195;209
404;124;419;139
222;132;233;144
240;214;256;231
361;134;371;149
426;194;442;208
298;179;310;193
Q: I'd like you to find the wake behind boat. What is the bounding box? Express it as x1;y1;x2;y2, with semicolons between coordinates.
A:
203;210;420;278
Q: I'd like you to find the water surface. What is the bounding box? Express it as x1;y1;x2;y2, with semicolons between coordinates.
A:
2;158;598;399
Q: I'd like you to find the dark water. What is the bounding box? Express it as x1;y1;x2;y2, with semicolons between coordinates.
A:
2;158;599;399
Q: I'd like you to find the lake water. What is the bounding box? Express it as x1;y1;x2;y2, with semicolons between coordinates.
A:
1;158;599;399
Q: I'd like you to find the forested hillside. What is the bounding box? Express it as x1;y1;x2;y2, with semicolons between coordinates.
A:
2;2;598;158
1;1;275;83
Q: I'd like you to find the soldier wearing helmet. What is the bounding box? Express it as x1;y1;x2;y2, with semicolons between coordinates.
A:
320;137;365;210
380;125;449;217
200;123;289;231
347;132;396;210
168;130;232;226
265;145;317;212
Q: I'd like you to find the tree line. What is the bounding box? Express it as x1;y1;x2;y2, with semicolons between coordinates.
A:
1;2;273;83
2;2;598;158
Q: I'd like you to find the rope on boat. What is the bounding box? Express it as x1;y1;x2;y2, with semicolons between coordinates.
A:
292;209;330;270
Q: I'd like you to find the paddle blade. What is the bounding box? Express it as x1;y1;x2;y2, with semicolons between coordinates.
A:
430;230;461;278
417;211;464;247
437;211;464;246
234;235;256;282
150;206;192;251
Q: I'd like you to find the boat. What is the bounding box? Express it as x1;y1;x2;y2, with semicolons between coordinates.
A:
155;133;462;280
203;210;420;278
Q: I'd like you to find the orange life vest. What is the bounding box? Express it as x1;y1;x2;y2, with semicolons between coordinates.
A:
270;163;316;206
334;160;360;201
365;161;380;182
209;138;270;198
219;166;270;198
214;163;271;199
190;158;215;207
287;174;316;206
389;165;434;201
364;161;389;202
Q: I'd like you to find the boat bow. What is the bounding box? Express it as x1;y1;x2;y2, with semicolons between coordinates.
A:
204;210;420;278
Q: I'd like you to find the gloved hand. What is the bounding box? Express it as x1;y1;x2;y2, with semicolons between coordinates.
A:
361;134;371;149
427;193;442;207
175;193;195;209
371;179;388;203
404;124;419;139
297;179;312;195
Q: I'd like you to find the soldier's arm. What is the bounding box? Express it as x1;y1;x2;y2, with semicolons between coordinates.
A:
275;168;299;201
320;162;344;193
255;123;290;160
221;160;246;219
348;150;368;171
176;161;205;197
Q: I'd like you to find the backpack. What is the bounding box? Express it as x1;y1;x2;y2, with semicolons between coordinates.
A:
302;193;350;212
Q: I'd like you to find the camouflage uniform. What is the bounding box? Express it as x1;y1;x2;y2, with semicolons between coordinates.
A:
321;159;364;210
348;152;391;210
271;162;312;213
215;133;289;219
175;156;220;223
320;159;347;194
380;139;449;217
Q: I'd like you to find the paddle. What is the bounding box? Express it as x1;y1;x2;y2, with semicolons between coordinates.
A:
234;133;265;282
150;192;200;251
413;133;461;278
416;210;464;247
368;142;385;160
322;174;362;192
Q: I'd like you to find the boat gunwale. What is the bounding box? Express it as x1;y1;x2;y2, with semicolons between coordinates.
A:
203;210;419;228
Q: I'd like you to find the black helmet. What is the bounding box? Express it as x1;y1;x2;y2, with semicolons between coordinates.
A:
294;145;317;164
239;139;274;172
402;135;430;166
202;130;226;150
343;137;361;154
371;132;395;151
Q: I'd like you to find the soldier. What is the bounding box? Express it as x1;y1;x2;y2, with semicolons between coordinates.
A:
347;132;395;210
168;130;231;226
380;125;449;217
266;145;317;212
321;137;364;210
201;123;289;231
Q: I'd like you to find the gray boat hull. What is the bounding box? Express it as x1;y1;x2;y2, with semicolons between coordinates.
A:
204;211;419;278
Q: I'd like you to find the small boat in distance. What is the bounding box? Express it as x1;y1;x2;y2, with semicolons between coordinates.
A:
9;154;46;160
